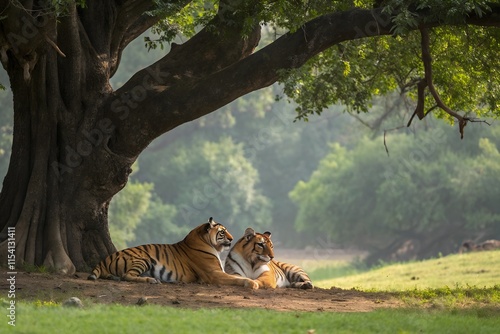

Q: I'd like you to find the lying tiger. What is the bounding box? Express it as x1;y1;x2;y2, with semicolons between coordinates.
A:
224;228;313;289
88;217;259;289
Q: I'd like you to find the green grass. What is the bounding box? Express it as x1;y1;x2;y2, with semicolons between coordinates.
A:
397;285;500;308
3;302;500;334
313;250;500;291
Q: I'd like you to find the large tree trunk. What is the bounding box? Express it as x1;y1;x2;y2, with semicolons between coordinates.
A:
0;40;133;273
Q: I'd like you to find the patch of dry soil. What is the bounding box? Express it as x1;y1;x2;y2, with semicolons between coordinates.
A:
4;271;403;312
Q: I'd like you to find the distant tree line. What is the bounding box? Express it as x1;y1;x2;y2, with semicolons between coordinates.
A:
291;118;500;263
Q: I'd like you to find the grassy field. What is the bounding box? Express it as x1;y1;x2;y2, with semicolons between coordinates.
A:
311;250;500;290
2;303;500;334
2;250;499;333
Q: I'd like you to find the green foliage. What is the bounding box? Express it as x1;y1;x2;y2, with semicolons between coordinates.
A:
290;119;500;250
430;26;500;119
132;84;355;245
130;195;185;245
257;0;368;32
384;0;492;33
108;179;154;250
275;1;500;122
136;136;272;237
280;33;421;119
147;1;217;49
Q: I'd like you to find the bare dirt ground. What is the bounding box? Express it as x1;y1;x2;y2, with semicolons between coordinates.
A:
2;249;404;312
8;271;402;312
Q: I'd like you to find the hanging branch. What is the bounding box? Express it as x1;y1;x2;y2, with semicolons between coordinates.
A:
408;27;475;139
383;125;406;156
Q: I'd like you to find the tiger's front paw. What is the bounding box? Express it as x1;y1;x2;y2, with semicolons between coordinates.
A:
244;279;259;290
147;277;161;284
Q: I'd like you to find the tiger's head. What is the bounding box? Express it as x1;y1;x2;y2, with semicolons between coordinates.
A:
239;227;275;265
204;217;234;253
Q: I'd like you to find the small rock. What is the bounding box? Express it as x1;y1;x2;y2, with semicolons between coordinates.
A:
63;297;83;308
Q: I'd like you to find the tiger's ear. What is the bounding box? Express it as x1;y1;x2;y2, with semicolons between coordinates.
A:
206;217;218;232
244;228;255;240
208;217;217;228
263;231;272;238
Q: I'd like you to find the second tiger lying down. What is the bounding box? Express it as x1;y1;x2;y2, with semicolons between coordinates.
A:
224;228;313;289
88;218;258;289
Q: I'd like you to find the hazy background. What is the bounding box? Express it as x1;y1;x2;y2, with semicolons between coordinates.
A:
1;32;499;264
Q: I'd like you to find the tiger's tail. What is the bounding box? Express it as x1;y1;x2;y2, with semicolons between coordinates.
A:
275;261;313;289
87;262;104;280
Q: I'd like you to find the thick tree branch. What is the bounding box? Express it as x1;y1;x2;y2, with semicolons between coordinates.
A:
105;8;395;156
105;4;500;156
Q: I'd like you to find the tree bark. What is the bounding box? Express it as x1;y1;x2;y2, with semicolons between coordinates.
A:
0;1;145;273
1;1;500;273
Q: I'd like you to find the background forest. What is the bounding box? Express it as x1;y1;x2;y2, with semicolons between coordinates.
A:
1;32;499;264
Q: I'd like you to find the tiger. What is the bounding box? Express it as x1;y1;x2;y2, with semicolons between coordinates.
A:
88;217;259;289
224;227;313;289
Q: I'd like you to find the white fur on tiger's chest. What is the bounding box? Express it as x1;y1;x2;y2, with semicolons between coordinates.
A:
252;264;270;279
227;253;270;279
216;252;224;272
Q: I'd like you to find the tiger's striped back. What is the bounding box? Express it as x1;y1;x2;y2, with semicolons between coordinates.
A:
88;243;198;283
225;228;313;289
88;218;259;288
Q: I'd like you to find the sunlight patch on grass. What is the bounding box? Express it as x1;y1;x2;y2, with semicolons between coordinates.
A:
315;251;500;291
